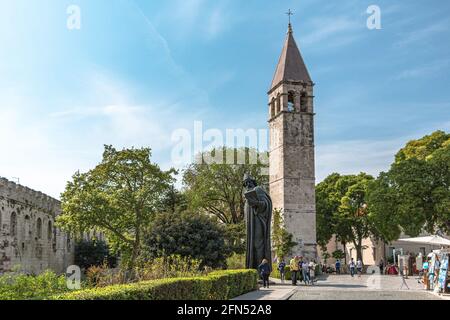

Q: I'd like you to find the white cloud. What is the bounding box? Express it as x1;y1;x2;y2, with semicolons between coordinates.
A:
158;0;231;40
302;16;361;47
316;123;450;183
395;19;449;48
0;73;211;199
316;138;400;182
393;59;450;80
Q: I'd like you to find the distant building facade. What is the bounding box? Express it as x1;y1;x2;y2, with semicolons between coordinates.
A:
0;178;74;274
319;233;448;267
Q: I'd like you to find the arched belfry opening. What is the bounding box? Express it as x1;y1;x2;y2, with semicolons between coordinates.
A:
270;98;276;118
276;93;281;114
287;91;295;112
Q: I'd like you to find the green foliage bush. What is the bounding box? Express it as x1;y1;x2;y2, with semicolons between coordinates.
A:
52;269;257;300
85;255;203;287
226;253;246;270
0;271;68;300
145;212;229;269
75;239;117;270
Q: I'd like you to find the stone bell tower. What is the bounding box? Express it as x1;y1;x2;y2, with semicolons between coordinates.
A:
268;22;317;259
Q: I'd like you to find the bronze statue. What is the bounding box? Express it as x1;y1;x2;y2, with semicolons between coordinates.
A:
243;174;272;271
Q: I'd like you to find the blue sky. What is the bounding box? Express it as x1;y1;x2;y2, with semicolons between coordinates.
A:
0;0;449;198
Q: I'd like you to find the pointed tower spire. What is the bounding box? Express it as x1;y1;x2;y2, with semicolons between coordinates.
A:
269;21;312;92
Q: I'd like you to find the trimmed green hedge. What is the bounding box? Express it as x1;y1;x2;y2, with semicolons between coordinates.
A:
51;269;257;300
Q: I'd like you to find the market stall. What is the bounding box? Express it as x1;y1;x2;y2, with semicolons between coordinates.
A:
397;235;450;293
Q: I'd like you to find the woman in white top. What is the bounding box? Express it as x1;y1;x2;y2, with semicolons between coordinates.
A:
356;259;363;277
309;261;316;285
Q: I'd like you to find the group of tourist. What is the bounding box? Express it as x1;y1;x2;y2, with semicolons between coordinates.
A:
257;256;318;288
283;256;317;286
322;258;365;277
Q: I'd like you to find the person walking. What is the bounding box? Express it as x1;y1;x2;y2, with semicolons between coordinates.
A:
379;259;385;275
356;258;363;278
302;260;310;285
298;256;304;283
290;256;300;286
258;259;271;288
335;259;341;275
278;258;286;283
309;260;317;285
349;258;356;277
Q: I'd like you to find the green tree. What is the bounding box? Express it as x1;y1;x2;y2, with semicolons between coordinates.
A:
316;173;362;261
322;252;331;265
316;173;397;264
337;175;375;262
316;173;341;248
272;209;297;260
183;147;268;224
370;131;450;235
183;147;268;256
58;145;175;270
332;249;345;261
144;212;229;269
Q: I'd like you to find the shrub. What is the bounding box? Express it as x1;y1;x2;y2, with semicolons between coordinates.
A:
75;239;117;270
0;271;68;300
134;255;203;281
52;269;257;300
144;212;229;269
85;255;204;287
226;253;246;270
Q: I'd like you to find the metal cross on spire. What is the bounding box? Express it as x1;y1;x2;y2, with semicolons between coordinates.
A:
286;9;294;25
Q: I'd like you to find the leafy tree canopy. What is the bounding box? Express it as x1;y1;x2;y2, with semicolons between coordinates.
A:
58;145;175;269
183;147;268;225
371;130;450;235
316;172;399;263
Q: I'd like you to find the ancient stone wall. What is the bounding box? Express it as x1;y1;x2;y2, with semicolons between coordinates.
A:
0;177;74;274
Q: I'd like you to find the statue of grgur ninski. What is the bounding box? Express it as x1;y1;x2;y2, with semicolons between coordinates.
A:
243;174;272;271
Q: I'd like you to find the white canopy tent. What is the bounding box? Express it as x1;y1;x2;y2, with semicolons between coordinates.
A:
398;235;450;246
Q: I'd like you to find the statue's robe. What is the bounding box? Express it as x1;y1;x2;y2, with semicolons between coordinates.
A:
245;186;272;271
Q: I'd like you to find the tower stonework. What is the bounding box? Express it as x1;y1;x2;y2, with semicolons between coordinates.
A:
268;24;317;259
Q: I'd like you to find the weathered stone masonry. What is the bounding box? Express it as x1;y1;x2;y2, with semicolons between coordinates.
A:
0;178;74;274
268;23;317;259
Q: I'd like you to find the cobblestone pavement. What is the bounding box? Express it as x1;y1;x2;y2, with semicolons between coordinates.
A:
288;275;445;300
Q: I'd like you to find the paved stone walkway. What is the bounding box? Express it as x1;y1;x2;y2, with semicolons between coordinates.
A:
232;280;295;300
234;275;448;300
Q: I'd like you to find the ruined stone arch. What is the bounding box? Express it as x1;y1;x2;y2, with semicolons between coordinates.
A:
47;220;52;241
10;212;17;237
24;215;31;240
36;217;42;239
